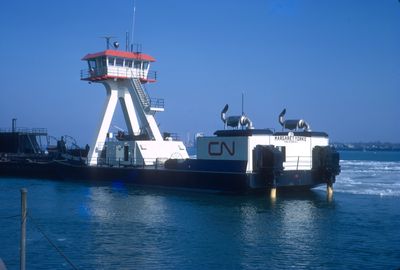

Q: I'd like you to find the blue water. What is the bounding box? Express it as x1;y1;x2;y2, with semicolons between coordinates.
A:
0;151;400;269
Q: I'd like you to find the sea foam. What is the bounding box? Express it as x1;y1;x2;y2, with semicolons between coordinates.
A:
317;159;400;197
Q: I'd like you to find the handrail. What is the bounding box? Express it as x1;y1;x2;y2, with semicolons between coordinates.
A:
283;155;312;170
130;77;150;108
129;73;164;110
0;127;47;134
163;132;179;141
87;156;171;169
149;98;165;109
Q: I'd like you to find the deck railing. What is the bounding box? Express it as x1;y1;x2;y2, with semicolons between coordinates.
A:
80;67;157;81
87;157;169;169
283;156;312;170
0;127;47;135
149;98;165;109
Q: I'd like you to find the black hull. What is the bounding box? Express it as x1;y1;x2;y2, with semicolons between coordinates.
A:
0;161;249;193
0;160;333;193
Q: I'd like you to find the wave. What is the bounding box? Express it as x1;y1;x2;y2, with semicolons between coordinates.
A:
340;160;400;170
317;160;400;197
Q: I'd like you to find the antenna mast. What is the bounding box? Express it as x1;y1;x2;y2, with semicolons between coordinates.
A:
130;0;137;51
100;36;115;49
125;31;129;51
241;92;244;115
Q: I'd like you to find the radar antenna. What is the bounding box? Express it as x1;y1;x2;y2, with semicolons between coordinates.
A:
100;36;116;49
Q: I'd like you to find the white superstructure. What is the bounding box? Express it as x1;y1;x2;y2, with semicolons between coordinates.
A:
197;105;331;181
197;130;329;173
81;49;188;166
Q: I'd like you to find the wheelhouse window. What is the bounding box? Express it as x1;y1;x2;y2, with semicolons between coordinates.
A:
101;57;107;68
125;59;133;67
143;61;149;70
88;59;96;69
116;58;124;67
134;61;141;69
108;57;115;66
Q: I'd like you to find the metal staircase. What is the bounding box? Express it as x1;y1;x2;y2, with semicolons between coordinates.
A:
130;78;150;109
130;77;165;112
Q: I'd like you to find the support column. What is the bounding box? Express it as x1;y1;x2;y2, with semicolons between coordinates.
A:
88;88;119;165
327;182;333;199
270;187;277;200
119;90;141;136
145;115;163;141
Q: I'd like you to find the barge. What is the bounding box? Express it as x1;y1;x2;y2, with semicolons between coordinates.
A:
0;42;340;197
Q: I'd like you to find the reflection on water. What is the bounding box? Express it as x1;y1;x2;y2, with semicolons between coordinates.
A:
83;186;336;269
236;192;336;269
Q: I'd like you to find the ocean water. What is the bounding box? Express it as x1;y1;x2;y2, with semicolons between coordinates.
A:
0;151;399;269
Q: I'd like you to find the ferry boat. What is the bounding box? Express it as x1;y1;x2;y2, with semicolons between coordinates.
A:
0;41;340;197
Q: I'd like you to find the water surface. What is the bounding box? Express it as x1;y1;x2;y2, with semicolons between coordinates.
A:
0;151;399;269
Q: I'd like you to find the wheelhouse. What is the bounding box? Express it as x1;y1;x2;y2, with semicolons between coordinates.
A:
81;50;156;83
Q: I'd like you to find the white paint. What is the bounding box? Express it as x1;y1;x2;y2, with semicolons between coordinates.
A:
135;141;189;165
104;140;188;167
105;64;150;80
88;86;118;165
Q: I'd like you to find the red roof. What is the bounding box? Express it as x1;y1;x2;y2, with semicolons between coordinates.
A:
82;50;156;62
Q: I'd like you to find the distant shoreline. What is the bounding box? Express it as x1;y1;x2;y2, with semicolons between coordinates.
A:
331;143;400;152
336;149;400;152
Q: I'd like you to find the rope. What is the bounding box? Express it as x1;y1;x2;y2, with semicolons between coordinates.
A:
0;214;20;220
27;213;79;270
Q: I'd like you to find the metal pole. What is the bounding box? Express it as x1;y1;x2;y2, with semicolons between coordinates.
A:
131;0;137;50
12;118;17;132
241;92;244;116
20;188;27;270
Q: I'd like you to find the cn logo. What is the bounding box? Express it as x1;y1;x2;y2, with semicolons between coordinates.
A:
208;141;235;156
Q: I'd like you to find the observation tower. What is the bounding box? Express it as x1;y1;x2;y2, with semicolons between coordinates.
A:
81;41;188;165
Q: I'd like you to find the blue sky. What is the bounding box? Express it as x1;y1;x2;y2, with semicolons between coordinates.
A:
0;0;399;144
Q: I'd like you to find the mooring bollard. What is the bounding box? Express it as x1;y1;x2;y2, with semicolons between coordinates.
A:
20;188;27;270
